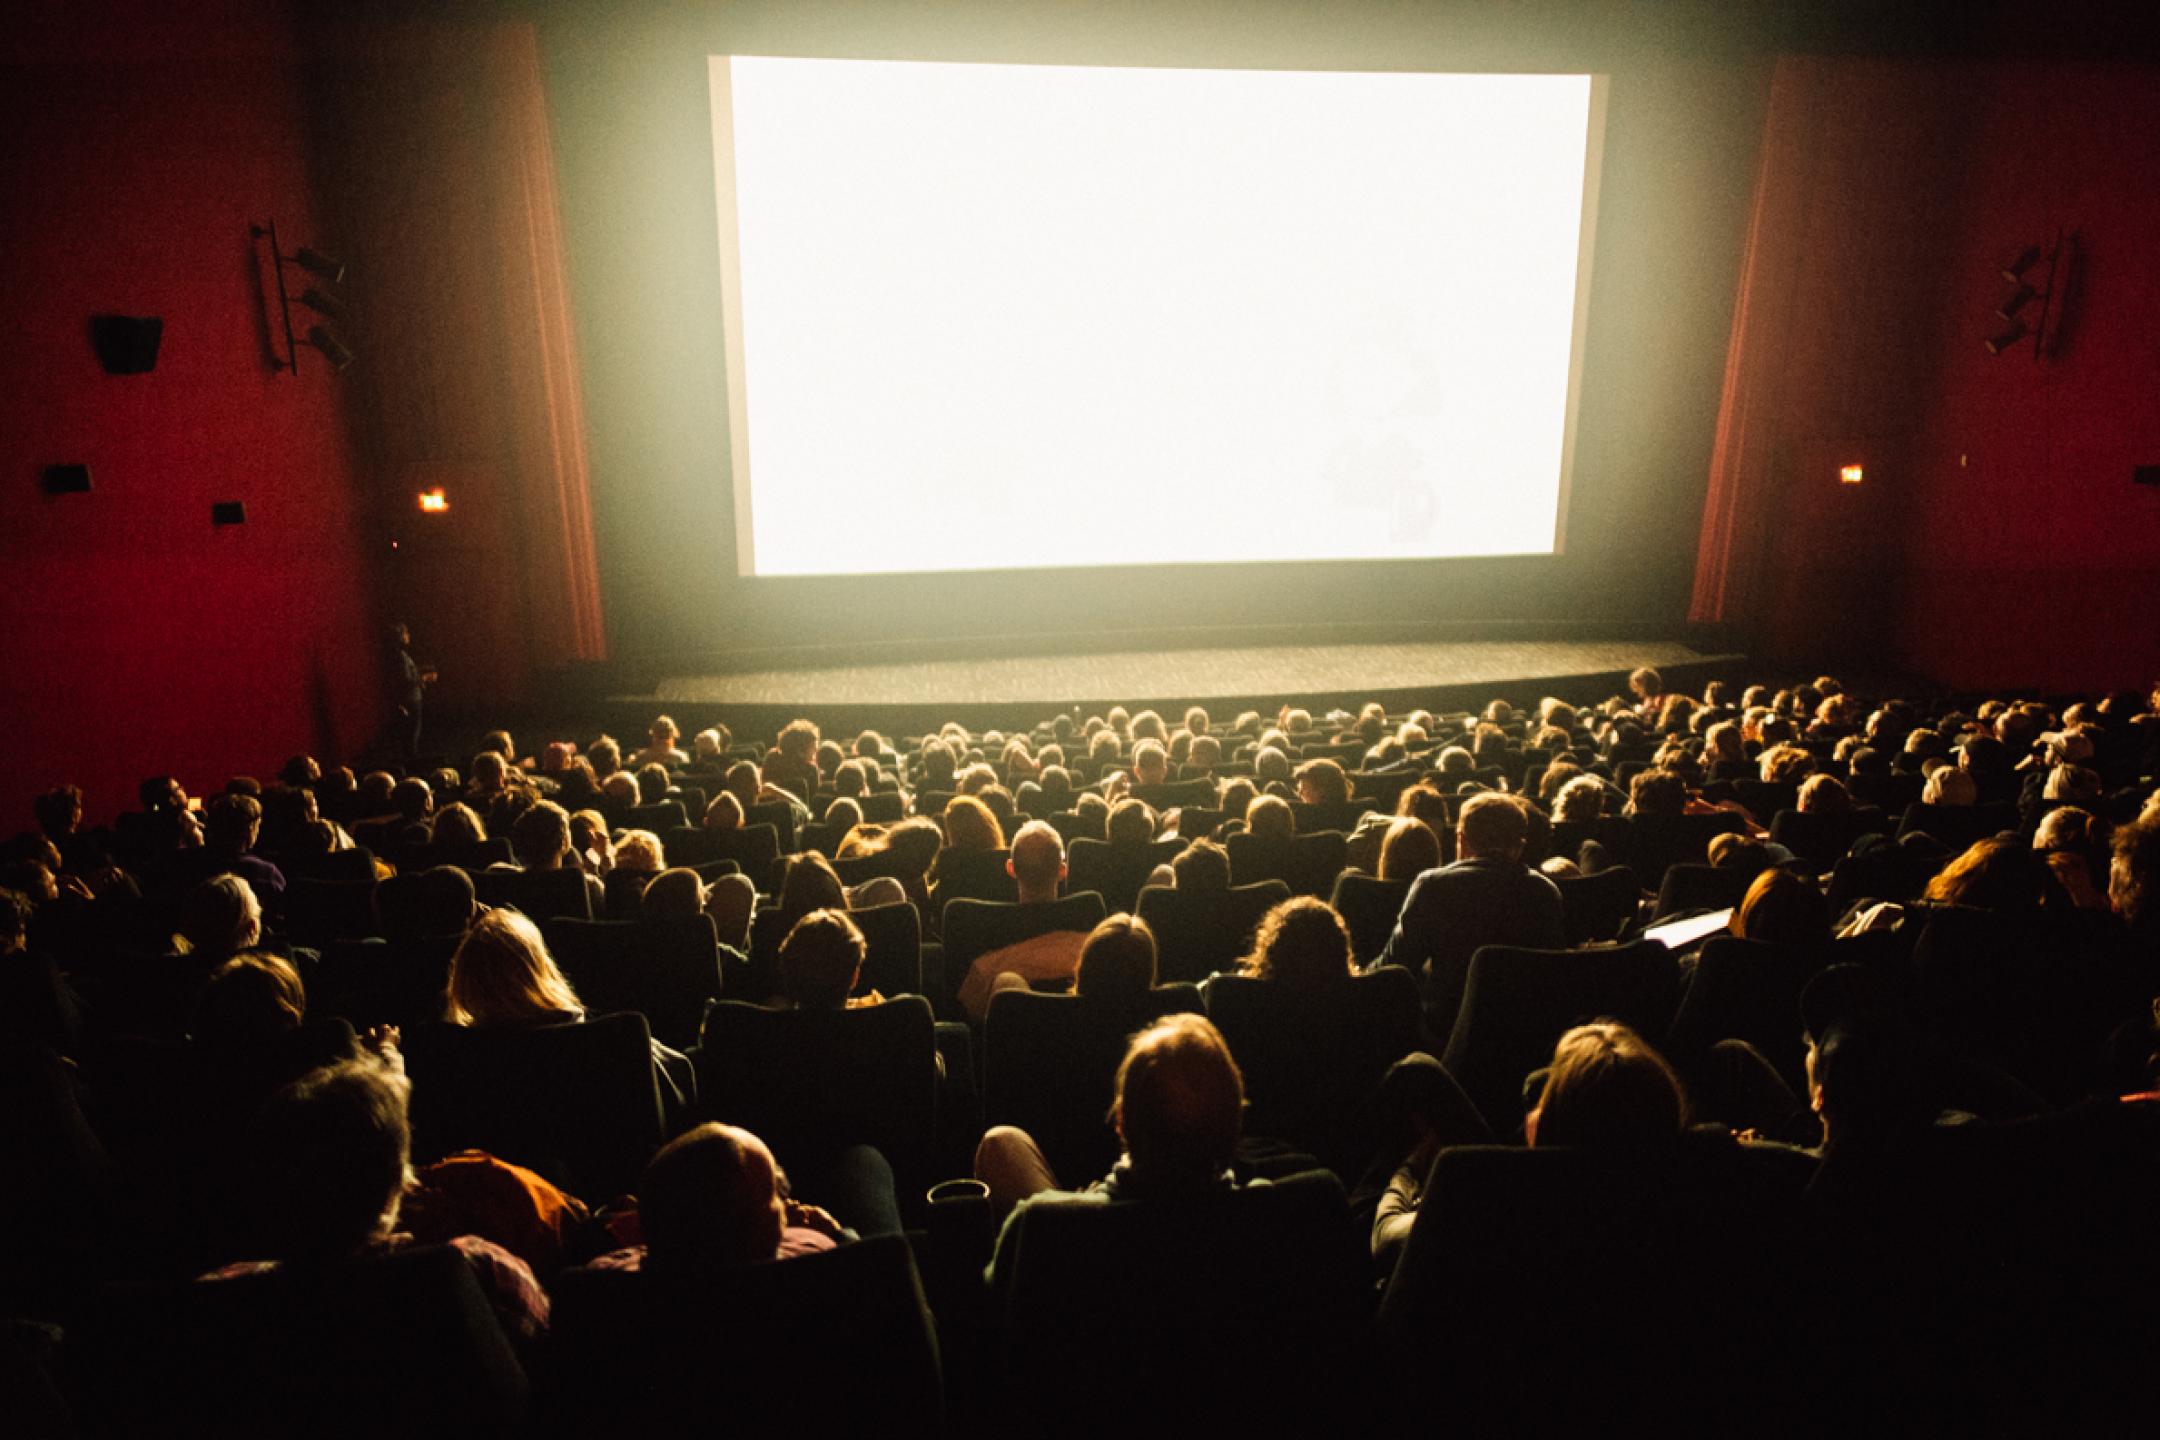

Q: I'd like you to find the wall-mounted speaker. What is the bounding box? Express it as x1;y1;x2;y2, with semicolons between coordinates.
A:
2134;465;2160;488
211;501;248;526
90;315;164;374
41;463;92;495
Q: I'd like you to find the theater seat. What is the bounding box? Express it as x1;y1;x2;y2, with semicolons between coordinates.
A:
543;914;733;1050
547;1234;941;1435
1065;836;1185;914
1134;880;1288;983
68;1242;529;1438
992;1169;1370;1435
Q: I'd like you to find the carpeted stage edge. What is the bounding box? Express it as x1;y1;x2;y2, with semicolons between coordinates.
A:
581;636;1748;738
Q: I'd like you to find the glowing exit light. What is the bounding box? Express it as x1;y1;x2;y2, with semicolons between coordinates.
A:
417;487;450;513
1839;464;1865;485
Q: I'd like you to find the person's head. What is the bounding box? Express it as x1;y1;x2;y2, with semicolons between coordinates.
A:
1130;739;1170;788
447;908;583;1026
467;752;508;796
1378;817;1442;881
1758;743;1814;787
1076;913;1158;1002
614;829;666;874
432;801;486;847
1626;768;1687;819
648;715;680;752
1628;667;1663;703
2108;813;2160;934
1926;764;1978;811
1529;1021;1687;1151
943;795;1006;852
1795;774;1850;815
696;789;743;833
1456;792;1529;863
587;735;622;779
775;718;820;767
1008;820;1068;903
1552;774;1605;824
1733;868;1832;948
204;792;264;853
1925;837;2044;912
1241;897;1355;989
1245;794;1295;842
509;799;574;869
600;771;640;806
1253;745;1291;785
249;1058;414;1260
1169;838;1231;895
193;952;307;1046
777;851;848;926
638;1122;790;1273
0;887;32;955
628;762;667;806
1293;758;1352;807
1187;734;1223;772
2043;762;2103;805
32;785;82;840
1107;798;1157;847
177;875;263;957
640;867;709;920
139;775;188;813
777;909;866;1010
1111;1014;1245;1188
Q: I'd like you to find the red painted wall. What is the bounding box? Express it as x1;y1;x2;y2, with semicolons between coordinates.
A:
1707;56;2160;693
0;3;383;826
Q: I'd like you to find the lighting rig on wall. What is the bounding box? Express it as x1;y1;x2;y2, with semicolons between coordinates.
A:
249;219;354;374
1985;228;2075;361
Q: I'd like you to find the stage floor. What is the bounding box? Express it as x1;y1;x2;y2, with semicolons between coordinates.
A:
629;637;1741;714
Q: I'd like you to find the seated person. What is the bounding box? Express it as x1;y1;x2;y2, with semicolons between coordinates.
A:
587;1122;852;1274
775;909;883;1010
975;1012;1251;1222
1374;793;1565;1001
1072;913;1158;1004
507;801;607;915
955;822;1095;1022
210;1055;549;1354
1232;897;1356;992
640;866;757;954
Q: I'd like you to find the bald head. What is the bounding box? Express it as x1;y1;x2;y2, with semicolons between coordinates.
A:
1008;819;1068;903
638;1122;787;1273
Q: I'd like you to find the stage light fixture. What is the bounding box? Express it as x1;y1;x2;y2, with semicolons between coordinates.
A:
250;220;355;376
1996;283;2036;320
1984;319;2030;355
1839;464;1864;485
2001;245;2041;283
418;487;450;513
299;286;347;320
305;325;355;372
295;247;347;284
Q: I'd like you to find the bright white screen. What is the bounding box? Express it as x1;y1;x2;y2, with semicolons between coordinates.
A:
711;57;1601;577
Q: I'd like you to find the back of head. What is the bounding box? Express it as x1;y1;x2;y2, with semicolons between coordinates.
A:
1009;819;1067;897
614;829;666;874
1924;836;2042;912
1456;792;1529;861
448;908;583;1026
641;867;708;920
178;874;262;957
1734;868;1831;948
1245;794;1295;842
249;1059;413;1261
639;1123;786;1274
1532;1021;1687;1152
1626;768;1687;819
1293;758;1352;806
1242;896;1354;990
778;852;847;926
1169;838;1231;895
943;794;1005;852
194;952;307;1047
1378;817;1441;881
1076;913;1157;1002
384;864;479;940
777;908;866;1010
2111;813;2160;935
1112;1013;1245;1188
511;800;572;868
205;791;263;852
1107;798;1157;847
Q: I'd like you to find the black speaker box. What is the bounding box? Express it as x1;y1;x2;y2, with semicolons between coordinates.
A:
90;315;164;374
2133;465;2160;488
211;501;247;526
41;463;92;495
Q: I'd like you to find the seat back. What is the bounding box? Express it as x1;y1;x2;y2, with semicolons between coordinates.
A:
69;1243;529;1438
1224;830;1349;898
284;877;380;946
996;1170;1370;1434
1622;812;1745;882
1552;863;1640;943
1377;1142;1814;1431
940;895;1108;1003
696;996;937;1185
1651;862;1749;920
402;1013;663;1197
310;934;459;1032
931;847;1018;908
744;801;798;852
623;800;687;832
547;1235;941;1434
1202;968;1424;1174
1895;801;2018;853
1662;935;1825;1093
1065;837;1186;914
1133;881;1289;983
543;915;728;1050
982;986;1206;1184
1328;872;1413;966
849;900;923;999
1440;942;1684;1132
470;867;593;923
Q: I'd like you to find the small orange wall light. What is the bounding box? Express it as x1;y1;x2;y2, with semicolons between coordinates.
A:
1838;464;1865;486
417;487;450;513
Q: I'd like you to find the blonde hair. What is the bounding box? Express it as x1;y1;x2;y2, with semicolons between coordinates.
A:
614;829;666;873
447;909;584;1026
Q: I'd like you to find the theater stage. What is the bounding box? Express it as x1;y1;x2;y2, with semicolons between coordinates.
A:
596;636;1746;736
